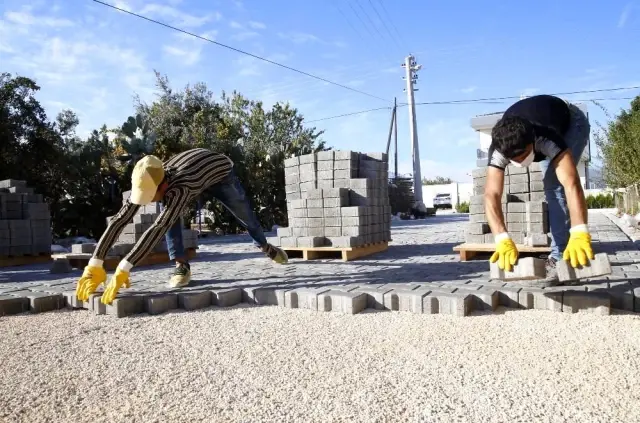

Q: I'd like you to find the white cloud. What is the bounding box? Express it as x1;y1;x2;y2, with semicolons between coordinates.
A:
231;31;260;41
520;88;540;97
229;20;243;29
459;86;477;94
139;3;220;27
278;31;321;44
248;21;266;30
618;3;634;28
163;45;201;66
4;10;74;27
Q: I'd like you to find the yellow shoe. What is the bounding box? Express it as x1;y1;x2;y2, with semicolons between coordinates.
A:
169;263;191;288
262;243;288;264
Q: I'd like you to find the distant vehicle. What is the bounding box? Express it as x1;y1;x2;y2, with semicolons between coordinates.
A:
433;193;452;209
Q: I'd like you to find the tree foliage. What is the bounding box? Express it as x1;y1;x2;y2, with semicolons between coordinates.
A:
593;96;640;188
0;70;329;240
422;176;454;185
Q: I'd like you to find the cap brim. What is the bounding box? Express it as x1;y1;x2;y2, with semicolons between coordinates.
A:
130;187;156;205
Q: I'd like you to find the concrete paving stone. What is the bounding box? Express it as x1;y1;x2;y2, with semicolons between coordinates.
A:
0;295;30;315
317;290;367;314
562;290;610;315
557;253;613;282
62;291;87;309
634;287;640;313
285;287;331;310
428;292;474;316
490;257;547;281
178;291;212;311
455;286;499;311
600;281;634;311
353;286;394;310
106;294;146;318
242;285;291;306
50;258;73;274
145;293;179;315
527;287;564;312
7;291;64;313
382;286;430;312
211;288;242;307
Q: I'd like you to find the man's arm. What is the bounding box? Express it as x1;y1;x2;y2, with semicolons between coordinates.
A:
553;150;587;226
484;166;507;235
90;198;140;265
117;186;193;271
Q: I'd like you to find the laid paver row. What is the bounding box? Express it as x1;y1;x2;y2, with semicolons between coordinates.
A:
1;278;639;318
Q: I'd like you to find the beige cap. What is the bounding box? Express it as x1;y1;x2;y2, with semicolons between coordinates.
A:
130;155;165;205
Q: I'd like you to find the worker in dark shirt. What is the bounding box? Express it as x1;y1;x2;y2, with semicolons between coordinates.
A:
485;95;593;286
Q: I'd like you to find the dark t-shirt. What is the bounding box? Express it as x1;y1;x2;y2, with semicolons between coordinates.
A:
487;95;571;170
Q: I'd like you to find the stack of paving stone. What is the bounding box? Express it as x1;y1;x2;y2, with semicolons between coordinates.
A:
0;179;52;256
73;190;197;257
467;163;550;246
268;150;391;249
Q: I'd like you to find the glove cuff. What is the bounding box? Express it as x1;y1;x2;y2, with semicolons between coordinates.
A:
88;258;104;268
495;232;511;243
117;260;133;272
570;224;589;233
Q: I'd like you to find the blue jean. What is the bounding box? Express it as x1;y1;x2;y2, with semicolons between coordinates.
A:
165;168;268;261
538;102;591;260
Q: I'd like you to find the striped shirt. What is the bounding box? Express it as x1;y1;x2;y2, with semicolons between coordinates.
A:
93;148;234;267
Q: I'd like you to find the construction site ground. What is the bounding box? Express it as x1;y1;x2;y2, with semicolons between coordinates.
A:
1;210;640;421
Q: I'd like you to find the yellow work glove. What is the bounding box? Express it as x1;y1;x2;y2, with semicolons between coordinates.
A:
101;266;131;305
76;262;107;301
562;224;594;268
490;233;519;272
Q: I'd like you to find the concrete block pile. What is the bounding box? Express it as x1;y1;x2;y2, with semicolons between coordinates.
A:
0;179;52;256
466;163;550;246
74;190;197;257
268;151;391;249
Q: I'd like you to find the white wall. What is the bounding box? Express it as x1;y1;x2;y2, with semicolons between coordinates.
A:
422;183;473;207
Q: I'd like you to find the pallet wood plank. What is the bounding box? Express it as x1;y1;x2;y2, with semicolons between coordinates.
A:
283;242;388;262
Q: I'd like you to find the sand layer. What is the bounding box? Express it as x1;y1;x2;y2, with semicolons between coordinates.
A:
1;306;640;423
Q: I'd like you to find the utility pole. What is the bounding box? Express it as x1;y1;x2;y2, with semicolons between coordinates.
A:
402;54;424;209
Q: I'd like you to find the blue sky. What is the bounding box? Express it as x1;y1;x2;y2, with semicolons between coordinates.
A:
1;0;639;182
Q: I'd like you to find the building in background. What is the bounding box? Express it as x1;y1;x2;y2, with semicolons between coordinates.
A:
469;101;591;189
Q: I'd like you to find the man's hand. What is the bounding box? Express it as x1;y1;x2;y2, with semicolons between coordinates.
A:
563;225;594;267
490;234;519;272
101;268;131;305
76;265;107;301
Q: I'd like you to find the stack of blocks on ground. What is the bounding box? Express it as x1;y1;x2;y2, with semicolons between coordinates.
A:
467;162;550;247
268;150;392;249
0;180;52;257
70;190;197;258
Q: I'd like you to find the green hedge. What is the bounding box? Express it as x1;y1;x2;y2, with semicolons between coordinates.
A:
586;193;615;209
456;201;470;213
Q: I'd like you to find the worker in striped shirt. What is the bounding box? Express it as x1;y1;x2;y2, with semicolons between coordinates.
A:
75;148;289;305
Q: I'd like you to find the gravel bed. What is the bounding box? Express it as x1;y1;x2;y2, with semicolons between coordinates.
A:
1;305;640;422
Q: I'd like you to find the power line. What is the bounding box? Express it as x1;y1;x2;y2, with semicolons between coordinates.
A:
305;107;392;123
304;95;638;124
410;86;640;106
92;0;390;103
367;0;403;51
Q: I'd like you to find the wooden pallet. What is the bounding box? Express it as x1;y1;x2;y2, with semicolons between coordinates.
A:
453;243;551;261
0;252;52;268
51;248;197;270
283;241;388;262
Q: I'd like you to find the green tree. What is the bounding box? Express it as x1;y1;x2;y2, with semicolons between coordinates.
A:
594;96;640;187
132;71;328;233
422;176;454;185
